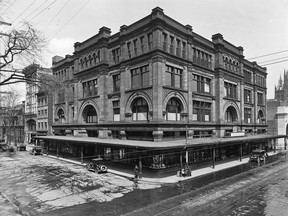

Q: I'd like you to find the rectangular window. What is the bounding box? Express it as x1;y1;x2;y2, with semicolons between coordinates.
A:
127;42;131;58
140;36;145;53
170;36;174;53
244;89;252;103
244;70;252;83
133;39;137;56
45;122;47;129
165;65;183;88
113;74;120;92
162;33;167;51
244;108;252;123
82;79;98;98
193;101;211;122
113;101;120;122
147;33;152;51
224;82;237;99
192;74;211;94
131;65;149;88
257;92;263;105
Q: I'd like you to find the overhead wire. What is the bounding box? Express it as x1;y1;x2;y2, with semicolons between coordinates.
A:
247;50;288;60
260;59;288;67
21;0;49;22
258;56;288;64
28;0;57;23
48;0;91;39
42;0;70;31
11;0;37;23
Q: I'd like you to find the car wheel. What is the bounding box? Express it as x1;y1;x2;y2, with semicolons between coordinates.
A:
100;165;107;172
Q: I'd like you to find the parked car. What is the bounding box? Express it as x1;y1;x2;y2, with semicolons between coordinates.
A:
0;143;8;152
17;143;26;151
29;145;42;155
249;149;268;163
86;158;108;173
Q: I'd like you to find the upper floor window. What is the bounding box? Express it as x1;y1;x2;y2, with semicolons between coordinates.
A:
83;105;97;123
193;48;212;69
131;65;149;89
165;65;182;88
224;82;237;100
113;100;120;122
244;69;252;83
83;79;98;98
132;98;148;121
127;42;131;59
140;36;145;53
133;39;137;56
166;98;182;121
147;33;152;51
113;74;120;92
192;74;211;94
58;92;65;104
256;74;265;87
244;89;252;103
193;101;211;122
244;108;252;124
257;92;264;105
57;109;65;123
112;48;120;64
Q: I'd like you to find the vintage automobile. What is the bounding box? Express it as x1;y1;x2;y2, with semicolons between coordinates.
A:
17;143;26;151
86;158;108;173
249;149;268;163
29;145;42;155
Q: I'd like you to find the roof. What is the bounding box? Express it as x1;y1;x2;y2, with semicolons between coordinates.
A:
34;134;287;150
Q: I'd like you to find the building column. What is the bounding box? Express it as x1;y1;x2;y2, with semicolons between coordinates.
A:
212;147;216;169
273;139;276;153
81;144;84;164
56;143;59;158
239;144;243;162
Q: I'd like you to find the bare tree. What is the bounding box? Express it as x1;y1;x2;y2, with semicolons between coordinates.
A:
0;89;24;145
0;22;46;86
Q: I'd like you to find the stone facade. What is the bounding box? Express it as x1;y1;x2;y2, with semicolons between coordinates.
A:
24;66;52;143
51;7;267;142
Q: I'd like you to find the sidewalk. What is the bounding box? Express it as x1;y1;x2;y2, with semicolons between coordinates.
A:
39;151;280;184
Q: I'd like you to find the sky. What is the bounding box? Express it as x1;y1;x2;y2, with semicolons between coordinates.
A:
1;0;288;100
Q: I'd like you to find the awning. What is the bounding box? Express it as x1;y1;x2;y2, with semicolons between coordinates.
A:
34;134;287;150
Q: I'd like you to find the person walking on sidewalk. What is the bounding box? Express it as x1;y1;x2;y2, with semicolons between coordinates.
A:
134;165;139;181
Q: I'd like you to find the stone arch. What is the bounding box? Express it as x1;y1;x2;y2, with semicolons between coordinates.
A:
257;109;265;124
163;91;188;113
223;101;240;123
26;119;36;131
78;99;100;123
125;91;153;114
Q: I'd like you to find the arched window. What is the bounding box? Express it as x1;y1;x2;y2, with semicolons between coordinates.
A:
83;105;97;123
166;98;182;121
132;98;148;121
57;109;65;123
225;106;237;122
257;110;265;124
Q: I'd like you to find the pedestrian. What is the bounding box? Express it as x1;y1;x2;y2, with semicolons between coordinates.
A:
134;165;139;180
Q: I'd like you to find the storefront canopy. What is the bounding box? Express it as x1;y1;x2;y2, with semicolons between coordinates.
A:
34;134;287;150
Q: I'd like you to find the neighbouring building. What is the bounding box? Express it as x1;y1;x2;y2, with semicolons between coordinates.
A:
36;7;285;171
266;70;288;142
23;64;52;143
0;101;25;145
274;70;288;103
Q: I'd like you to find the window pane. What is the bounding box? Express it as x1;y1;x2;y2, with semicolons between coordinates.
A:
165;72;172;86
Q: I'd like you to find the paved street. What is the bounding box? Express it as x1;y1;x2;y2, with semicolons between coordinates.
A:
0;151;161;216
